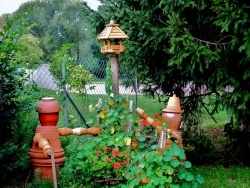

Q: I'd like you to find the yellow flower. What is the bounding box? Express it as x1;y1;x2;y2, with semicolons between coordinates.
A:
135;119;141;124
100;108;108;119
108;100;114;107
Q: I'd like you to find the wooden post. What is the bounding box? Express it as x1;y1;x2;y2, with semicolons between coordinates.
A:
110;54;119;94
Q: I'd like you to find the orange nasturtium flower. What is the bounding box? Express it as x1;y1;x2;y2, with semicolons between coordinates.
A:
122;102;128;108
103;146;109;152
132;141;138;148
155;119;162;125
165;140;172;147
113;162;121;169
140;177;150;184
95;152;101;156
153;113;160;118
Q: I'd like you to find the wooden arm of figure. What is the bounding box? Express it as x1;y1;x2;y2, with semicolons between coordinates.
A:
58;127;101;136
33;133;52;158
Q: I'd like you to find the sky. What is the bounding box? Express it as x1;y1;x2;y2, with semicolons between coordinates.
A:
0;0;101;15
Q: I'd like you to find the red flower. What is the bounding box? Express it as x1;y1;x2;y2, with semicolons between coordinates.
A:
141;119;148;126
95;152;101;156
153;113;160;118
122;159;128;165
106;157;111;162
111;149;120;157
113;162;121;169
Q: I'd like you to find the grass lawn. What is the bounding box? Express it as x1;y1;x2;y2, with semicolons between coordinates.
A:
195;166;250;188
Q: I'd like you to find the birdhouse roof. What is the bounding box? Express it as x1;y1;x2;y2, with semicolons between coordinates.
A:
97;20;128;40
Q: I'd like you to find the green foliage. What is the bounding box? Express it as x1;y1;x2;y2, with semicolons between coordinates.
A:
26;169;54;188
182;127;217;165
59;62;133;187
0;16;41;186
50;43;94;94
223;120;250;166
16;33;43;69
124;140;204;188
59;63;203;187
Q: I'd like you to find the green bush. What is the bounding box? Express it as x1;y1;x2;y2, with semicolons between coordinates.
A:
0;16;41;186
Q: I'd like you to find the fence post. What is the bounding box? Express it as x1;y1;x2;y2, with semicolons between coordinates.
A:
134;69;138;109
62;56;69;127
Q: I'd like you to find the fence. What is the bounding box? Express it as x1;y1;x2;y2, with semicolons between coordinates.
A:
28;59;159;128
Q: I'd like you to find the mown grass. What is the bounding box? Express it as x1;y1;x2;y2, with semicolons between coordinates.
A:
195;166;250;188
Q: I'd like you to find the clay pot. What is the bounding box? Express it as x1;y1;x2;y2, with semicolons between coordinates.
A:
162;113;182;131
37;97;61;113
29;126;65;181
37;97;61;126
38;113;59;126
162;94;183;113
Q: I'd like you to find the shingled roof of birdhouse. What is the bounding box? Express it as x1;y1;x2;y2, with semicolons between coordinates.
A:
97;20;128;40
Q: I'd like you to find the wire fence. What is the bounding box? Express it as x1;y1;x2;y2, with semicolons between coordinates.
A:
28;59;152;128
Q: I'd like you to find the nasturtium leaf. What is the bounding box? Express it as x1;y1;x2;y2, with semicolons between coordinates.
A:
163;153;172;161
184;161;192;168
123;130;134;137
119;114;125;119
107;138;114;146
170;184;180;188
137;135;146;141
171;143;181;156
185;172;194;181
165;165;174;175
155;168;163;177
166;176;172;183
138;142;146;149
151;144;158;150
180;182;191;188
177;168;187;179
195;174;205;184
170;159;180;167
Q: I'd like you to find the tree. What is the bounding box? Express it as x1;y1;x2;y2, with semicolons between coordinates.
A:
89;0;250;126
14;0;97;62
16;34;43;69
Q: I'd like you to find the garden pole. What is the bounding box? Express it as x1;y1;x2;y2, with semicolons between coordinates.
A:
110;54;119;94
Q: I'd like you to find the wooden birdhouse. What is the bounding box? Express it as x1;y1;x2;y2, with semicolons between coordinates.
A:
97;20;128;54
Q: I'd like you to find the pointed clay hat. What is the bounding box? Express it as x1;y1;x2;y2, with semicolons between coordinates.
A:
162;94;184;113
